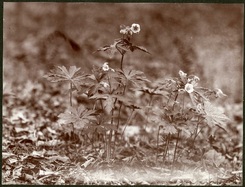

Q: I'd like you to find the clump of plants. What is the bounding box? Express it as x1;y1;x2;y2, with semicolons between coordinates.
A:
44;23;229;171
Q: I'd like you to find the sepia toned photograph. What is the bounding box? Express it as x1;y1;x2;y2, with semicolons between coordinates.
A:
2;2;243;185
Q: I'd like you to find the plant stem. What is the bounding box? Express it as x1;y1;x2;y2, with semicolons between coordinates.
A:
172;93;179;110
116;84;127;130
106;135;111;162
120;54;125;71
70;82;73;106
100;99;103;110
163;133;170;163
156;125;162;163
182;93;185;114
172;130;181;172
106;108;115;162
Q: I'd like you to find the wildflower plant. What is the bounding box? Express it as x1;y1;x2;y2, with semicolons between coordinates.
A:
95;23;150;70
44;23;230;170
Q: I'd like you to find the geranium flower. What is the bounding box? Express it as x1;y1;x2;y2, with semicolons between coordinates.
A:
102;62;110;71
120;25;133;35
185;83;194;93
179;70;187;78
131;23;140;34
187;75;200;86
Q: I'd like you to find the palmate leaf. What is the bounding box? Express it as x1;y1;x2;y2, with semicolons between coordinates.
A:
136;86;169;98
90;94;115;114
94;38;150;58
44;66;88;90
203;101;230;129
129;45;151;54
120;69;150;87
94;39;123;53
58;105;96;129
159;121;177;135
118;39;151;54
93;39;123;58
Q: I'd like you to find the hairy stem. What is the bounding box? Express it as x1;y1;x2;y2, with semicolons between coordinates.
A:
106;135;111;162
69;82;73;106
172;130;181;172
156;125;162;163
172;93;179;110
163;133;170;163
107;107;115;162
120;53;125;71
116;84;127;130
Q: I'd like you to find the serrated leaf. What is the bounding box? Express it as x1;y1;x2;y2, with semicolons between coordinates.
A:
114;94;141;109
121;69;150;87
90;94;115;114
136;86;169;98
159;121;177;135
58;105;96;129
203;101;229;128
130;45;151;54
94;39;123;58
44;66;88;91
93;45;111;53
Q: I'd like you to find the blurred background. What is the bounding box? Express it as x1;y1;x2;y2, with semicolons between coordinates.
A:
3;2;243;103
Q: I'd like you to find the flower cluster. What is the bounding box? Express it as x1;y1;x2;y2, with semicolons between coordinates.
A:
120;23;141;35
178;70;200;94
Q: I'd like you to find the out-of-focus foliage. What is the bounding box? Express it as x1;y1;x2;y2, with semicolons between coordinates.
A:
3;3;243;102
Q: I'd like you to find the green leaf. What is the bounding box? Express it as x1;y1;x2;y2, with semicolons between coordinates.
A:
203;101;229;128
58;105;96;129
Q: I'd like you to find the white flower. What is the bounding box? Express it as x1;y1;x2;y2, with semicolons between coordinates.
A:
187;75;200;86
120;26;133;35
131;23;140;34
102;62;110;71
185;83;194;93
100;81;109;88
179;70;187;78
120;29;127;34
193;76;200;82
